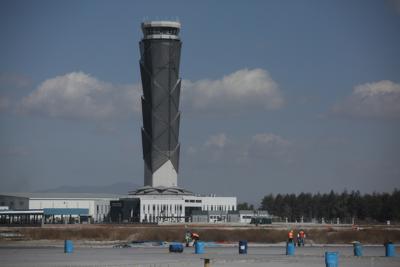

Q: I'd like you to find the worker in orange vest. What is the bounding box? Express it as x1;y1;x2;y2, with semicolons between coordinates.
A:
288;230;294;243
297;230;306;246
191;232;200;246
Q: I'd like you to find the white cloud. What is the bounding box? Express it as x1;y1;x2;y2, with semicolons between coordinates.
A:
19;68;282;120
0;72;32;113
20;72;141;120
204;133;229;148
188;132;292;164
241;133;291;162
182;68;283;111
332;80;400;119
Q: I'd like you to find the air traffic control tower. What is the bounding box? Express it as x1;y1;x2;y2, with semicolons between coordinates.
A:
117;21;236;222
139;21;182;189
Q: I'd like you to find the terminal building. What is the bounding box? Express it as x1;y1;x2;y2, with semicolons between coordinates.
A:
110;187;236;223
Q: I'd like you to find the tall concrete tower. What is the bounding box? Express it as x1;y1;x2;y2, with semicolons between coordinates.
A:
139;21;182;188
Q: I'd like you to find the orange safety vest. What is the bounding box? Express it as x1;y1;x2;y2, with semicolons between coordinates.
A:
288;231;293;239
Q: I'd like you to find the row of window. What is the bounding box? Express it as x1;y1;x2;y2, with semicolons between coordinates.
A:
210;215;226;219
0;201;24;207
142;214;184;223
141;203;235;214
184;199;202;203
202;205;235;211
96;204;109;215
142;203;183;214
144;27;179;36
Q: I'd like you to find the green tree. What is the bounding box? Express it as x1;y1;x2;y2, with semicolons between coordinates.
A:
237;202;254;210
258;189;399;223
260;194;274;211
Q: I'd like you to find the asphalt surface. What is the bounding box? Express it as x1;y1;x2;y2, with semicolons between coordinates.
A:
1;245;399;267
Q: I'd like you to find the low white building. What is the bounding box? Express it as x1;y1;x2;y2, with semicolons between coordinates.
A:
110;186;237;223
238;210;255;224
137;195;236;223
0;193;123;222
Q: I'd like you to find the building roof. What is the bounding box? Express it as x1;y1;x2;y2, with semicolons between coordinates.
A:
0;192;126;199
0;209;43;215
142;21;181;29
129;186;193;196
0;208;89;215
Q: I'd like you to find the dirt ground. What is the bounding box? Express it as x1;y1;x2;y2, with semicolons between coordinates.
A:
1;223;399;244
1;246;400;267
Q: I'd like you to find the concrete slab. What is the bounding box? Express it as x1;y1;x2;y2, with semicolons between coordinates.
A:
0;246;399;267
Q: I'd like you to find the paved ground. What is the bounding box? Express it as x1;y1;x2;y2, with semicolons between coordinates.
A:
0;245;399;267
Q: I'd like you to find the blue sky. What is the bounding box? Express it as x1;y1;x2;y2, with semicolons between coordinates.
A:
1;0;399;203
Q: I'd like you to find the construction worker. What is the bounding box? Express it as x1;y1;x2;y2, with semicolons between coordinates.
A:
191;232;200;246
184;231;192;247
288;229;294;243
297;230;306;247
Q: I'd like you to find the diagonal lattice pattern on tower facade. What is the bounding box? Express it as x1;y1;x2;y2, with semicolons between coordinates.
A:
139;21;182;187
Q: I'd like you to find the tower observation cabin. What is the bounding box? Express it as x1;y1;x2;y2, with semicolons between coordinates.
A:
141;21;181;40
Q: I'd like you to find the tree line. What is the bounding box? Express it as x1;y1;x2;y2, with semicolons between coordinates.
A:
256;189;400;223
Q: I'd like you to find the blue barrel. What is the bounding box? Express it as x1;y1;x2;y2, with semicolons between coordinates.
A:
195;241;205;254
353;242;363;256
325;251;338;267
64;240;74;253
286;242;295;256
385;243;396;257
239;240;248;254
169;243;184;253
